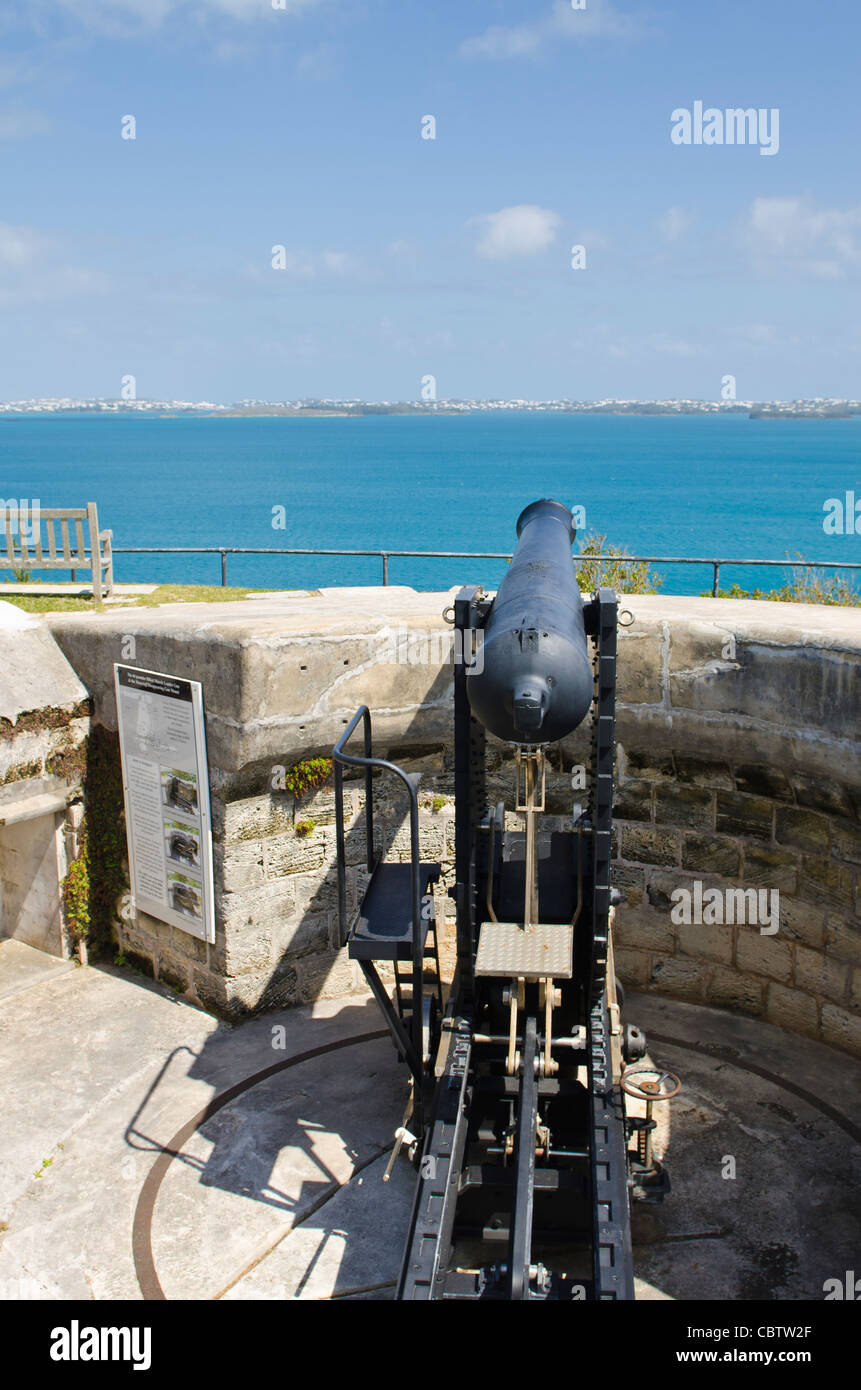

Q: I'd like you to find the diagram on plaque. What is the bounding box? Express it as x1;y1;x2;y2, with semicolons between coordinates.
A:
114;664;215;944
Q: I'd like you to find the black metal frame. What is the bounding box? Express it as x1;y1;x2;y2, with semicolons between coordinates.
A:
333;705;426;1088
395;582;638;1300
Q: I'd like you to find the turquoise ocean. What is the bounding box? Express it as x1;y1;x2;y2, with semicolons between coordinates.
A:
2;412;858;596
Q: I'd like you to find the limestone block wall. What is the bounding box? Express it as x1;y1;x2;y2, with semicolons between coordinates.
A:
0;602;91;955
44;590;860;1051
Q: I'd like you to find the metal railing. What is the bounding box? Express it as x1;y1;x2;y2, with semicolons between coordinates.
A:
106;545;861;596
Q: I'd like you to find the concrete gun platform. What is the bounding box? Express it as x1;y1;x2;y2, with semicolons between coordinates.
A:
0;940;858;1301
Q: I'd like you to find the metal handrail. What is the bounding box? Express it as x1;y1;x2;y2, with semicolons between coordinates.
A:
16;544;861;596
100;546;861;596
332;705;425;1068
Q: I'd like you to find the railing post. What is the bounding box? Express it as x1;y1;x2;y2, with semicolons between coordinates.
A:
382;552;389;585
712;562;720;597
221;551;227;587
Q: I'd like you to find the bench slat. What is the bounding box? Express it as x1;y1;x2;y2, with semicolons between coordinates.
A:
47;517;57;562
60;517;72;561
74;516;86;563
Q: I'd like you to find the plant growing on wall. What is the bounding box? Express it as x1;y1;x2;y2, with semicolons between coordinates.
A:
281;757;333;800
60;726;128;958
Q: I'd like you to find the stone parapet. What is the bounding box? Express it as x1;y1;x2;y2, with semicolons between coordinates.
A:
42;589;859;1049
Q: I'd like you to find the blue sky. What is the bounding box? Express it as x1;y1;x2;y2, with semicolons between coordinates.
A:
1;0;859;401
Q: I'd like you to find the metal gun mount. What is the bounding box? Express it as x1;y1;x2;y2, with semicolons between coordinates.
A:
332;498;681;1300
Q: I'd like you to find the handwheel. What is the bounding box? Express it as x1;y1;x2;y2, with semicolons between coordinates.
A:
621;1066;682;1102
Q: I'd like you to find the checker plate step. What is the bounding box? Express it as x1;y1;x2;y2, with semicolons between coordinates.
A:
474;920;574;979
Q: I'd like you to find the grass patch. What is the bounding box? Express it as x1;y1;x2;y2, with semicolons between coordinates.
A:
0;583;276;614
136;584;276;607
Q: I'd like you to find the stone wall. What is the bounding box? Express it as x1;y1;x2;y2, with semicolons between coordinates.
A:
0;602;90;955
44;590;860;1051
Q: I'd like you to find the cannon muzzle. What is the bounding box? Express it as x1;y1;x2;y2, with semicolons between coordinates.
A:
466;498;594;744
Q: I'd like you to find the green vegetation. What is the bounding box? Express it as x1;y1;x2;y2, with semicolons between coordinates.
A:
281;757;333;800
706;561;859;607
429;795;446;813
61;726;127;954
294;819;315;837
1;583;276;614
575;533;663;595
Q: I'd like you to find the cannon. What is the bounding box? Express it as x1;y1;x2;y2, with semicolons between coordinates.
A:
332;499;677;1300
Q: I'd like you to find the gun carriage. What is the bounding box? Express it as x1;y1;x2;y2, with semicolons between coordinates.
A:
332;499;679;1301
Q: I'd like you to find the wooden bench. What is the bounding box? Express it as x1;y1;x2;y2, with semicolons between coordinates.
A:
1;502;114;600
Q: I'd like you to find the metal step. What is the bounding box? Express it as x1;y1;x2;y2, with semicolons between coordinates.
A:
349;861;441;961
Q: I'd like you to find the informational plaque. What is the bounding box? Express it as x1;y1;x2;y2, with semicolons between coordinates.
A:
114;665;215;944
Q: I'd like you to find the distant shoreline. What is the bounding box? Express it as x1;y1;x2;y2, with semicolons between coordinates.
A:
1;407;858;422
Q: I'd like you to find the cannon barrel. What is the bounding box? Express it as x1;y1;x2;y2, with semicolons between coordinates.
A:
466;498;594;744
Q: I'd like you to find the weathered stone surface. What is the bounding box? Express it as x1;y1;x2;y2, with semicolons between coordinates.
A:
677;922;733;964
620;826;681;867
609;862;646;908
734;763;793;801
675;757;734;789
716;792;773;842
776;898;827;949
613;781;653;822
225;794;295;843
270;912;331;962
775;806;830;856
794;945;848;1005
616;630;664;705
765;984;819;1038
622;749;674;780
825;914;861;964
612;945;651;985
820;1003;861;1056
797;856;854;910
644;870;684;911
219;877;297;930
655;783;714;830
681;833;740;877
614;906;675;953
212;925;273;979
218;841;265;893
649;955;706;1000
264;834;326;878
296;948;362;1003
741;845;797;892
791;773;855;820
831;818;861;867
735;931;793;984
708;966;764;1015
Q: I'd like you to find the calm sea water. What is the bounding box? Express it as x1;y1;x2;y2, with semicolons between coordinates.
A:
2;412;858;595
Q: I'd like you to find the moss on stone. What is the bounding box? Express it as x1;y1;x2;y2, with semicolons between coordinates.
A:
61;725;127;954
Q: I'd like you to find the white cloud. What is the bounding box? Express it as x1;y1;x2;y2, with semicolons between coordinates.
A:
0;110;52;138
469;205;561;260
20;0;322;34
657;206;694;244
459;0;643;60
743;196;861;277
0;222;46;266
